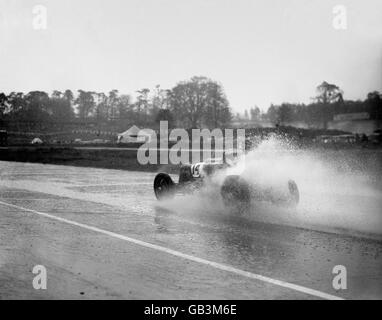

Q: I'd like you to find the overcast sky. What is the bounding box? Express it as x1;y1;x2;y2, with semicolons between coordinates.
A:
0;0;381;112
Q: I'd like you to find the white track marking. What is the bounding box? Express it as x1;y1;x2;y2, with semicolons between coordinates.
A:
69;183;152;188
0;198;49;201
0;200;344;300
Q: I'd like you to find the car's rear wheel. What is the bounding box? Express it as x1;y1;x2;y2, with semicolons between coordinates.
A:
154;173;175;200
287;179;299;205
221;175;251;212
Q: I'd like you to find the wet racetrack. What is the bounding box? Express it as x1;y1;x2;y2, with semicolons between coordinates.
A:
0;161;381;299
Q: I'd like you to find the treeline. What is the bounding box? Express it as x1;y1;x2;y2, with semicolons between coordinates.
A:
243;82;382;128
1;79;381;132
0;76;232;129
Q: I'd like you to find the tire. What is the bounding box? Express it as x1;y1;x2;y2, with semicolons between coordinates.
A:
221;175;251;212
154;173;175;200
287;179;300;205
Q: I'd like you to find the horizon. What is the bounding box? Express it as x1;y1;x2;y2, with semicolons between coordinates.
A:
0;0;381;112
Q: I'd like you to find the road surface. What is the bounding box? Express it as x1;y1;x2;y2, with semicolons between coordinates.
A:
0;161;381;299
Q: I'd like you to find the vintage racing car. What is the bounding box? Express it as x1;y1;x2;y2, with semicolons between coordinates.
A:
153;157;300;209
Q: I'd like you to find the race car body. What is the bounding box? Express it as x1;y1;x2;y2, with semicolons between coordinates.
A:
153;158;300;209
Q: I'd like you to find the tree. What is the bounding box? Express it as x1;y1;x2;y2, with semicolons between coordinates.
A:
266;104;279;125
94;92;108;122
152;85;169;110
250;106;260;121
168;76;231;128
155;109;174;127
63;90;74;103
7;92;27;119
52;90;62;99
366;91;382;119
136;88;150;125
367;91;381;100
315;81;343;105
204;80;231;127
108;89;119;121
76;90;96;120
151;85;170;120
24;91;50;122
116;94;133;123
314;81;344;128
48;97;74;123
0;93;9;117
278;103;293;125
